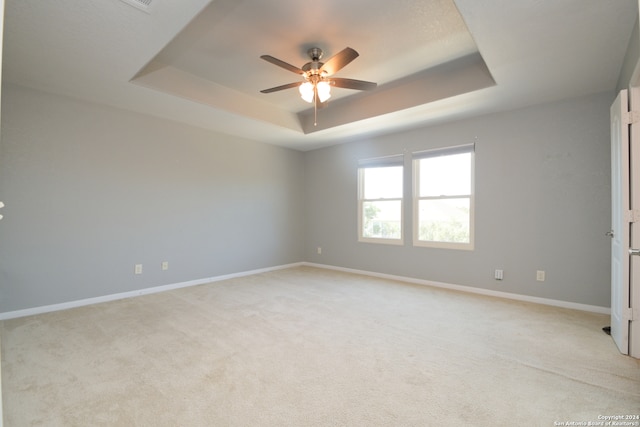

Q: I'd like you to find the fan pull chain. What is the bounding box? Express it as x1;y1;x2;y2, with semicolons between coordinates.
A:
314;102;318;126
314;85;318;126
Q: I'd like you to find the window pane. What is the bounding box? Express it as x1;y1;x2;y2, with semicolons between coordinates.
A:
418;198;470;243
362;200;402;239
363;166;403;199
419;153;471;197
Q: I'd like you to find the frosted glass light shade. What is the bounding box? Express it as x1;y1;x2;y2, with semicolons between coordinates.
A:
299;82;314;103
317;81;331;102
299;81;331;103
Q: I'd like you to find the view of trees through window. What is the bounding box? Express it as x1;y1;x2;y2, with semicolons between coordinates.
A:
359;165;403;242
358;146;473;249
414;149;473;249
363;200;401;239
417;198;470;243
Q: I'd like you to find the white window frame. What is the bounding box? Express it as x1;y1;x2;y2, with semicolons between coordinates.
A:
412;144;475;250
357;155;404;245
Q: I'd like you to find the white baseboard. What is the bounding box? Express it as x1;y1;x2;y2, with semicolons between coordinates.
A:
0;261;610;320
303;262;611;315
0;262;305;320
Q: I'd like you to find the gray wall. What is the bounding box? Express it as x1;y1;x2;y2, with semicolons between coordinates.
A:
617;15;640;92
304;92;613;307
0;84;305;312
0;85;615;312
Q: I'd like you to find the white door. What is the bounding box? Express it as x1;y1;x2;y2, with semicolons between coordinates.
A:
610;89;631;355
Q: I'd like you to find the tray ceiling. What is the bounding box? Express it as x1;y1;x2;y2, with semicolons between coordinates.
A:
3;0;637;150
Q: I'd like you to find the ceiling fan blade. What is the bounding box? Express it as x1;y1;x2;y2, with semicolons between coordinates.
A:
260;55;304;75
260;82;303;93
331;77;377;91
320;47;359;76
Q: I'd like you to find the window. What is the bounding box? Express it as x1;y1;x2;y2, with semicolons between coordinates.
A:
358;155;404;244
413;144;474;250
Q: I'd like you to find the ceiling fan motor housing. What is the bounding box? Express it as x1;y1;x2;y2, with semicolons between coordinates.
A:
302;48;325;79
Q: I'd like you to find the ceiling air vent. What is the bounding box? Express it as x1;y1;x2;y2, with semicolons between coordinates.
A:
120;0;156;14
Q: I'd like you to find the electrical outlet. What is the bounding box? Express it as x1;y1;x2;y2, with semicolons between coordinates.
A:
536;270;545;282
494;269;504;280
161;261;169;271
134;264;143;275
317;247;322;255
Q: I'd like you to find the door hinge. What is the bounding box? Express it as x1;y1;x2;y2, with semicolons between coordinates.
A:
625;307;635;322
625;209;640;222
627;110;640;124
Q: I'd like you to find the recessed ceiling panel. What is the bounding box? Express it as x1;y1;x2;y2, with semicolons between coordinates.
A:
132;0;493;133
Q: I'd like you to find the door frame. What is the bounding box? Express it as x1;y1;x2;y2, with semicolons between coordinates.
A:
629;84;640;358
624;57;640;357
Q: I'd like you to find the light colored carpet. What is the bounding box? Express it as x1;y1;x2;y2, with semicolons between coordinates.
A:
1;266;639;426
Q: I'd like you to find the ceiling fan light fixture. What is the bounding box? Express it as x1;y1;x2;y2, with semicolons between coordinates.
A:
299;82;314;103
261;46;376;115
299;80;331;103
317;81;331;103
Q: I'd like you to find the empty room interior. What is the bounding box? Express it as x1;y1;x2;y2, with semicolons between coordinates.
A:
1;0;640;425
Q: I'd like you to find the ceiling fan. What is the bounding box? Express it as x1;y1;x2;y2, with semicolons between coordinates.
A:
260;47;377;125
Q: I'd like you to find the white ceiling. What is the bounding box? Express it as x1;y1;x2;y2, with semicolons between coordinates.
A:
3;0;637;151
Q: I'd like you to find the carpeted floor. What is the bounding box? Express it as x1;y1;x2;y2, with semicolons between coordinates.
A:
1;266;639;426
